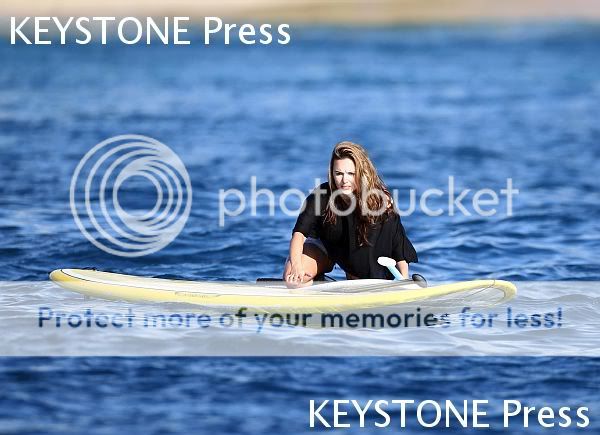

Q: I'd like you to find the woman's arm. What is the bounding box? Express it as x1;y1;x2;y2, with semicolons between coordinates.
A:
286;185;326;284
391;214;417;280
286;231;307;284
396;260;409;279
289;232;306;266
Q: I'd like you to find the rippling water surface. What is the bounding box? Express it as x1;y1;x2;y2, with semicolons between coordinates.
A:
1;23;599;433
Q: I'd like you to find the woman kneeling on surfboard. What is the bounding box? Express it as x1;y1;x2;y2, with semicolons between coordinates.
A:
284;141;418;287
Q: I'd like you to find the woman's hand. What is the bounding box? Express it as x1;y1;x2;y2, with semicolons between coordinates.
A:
396;260;409;280
285;260;305;285
285;232;307;286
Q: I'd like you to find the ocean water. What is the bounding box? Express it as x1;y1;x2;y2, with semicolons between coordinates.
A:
1;23;599;433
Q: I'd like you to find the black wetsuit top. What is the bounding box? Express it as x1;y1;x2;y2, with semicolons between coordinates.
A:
293;182;418;279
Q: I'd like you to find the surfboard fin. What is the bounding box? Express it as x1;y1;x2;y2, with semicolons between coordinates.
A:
412;274;428;288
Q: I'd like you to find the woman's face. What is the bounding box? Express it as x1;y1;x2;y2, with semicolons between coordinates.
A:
333;158;356;194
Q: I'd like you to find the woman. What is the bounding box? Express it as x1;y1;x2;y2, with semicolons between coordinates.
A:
283;141;418;287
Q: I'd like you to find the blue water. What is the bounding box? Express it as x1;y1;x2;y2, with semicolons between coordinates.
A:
1;23;599;433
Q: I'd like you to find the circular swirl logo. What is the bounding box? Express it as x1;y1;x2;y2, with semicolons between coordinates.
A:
70;135;192;257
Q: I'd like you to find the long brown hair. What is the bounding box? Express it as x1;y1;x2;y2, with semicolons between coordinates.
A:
324;141;393;246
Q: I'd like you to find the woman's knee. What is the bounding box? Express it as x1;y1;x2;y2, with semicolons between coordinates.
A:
303;244;333;272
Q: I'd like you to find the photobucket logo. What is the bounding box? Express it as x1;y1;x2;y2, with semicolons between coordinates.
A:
218;177;519;226
70;135;192;257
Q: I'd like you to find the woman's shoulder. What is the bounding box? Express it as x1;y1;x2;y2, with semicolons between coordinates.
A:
315;181;331;192
298;182;330;216
308;182;331;199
